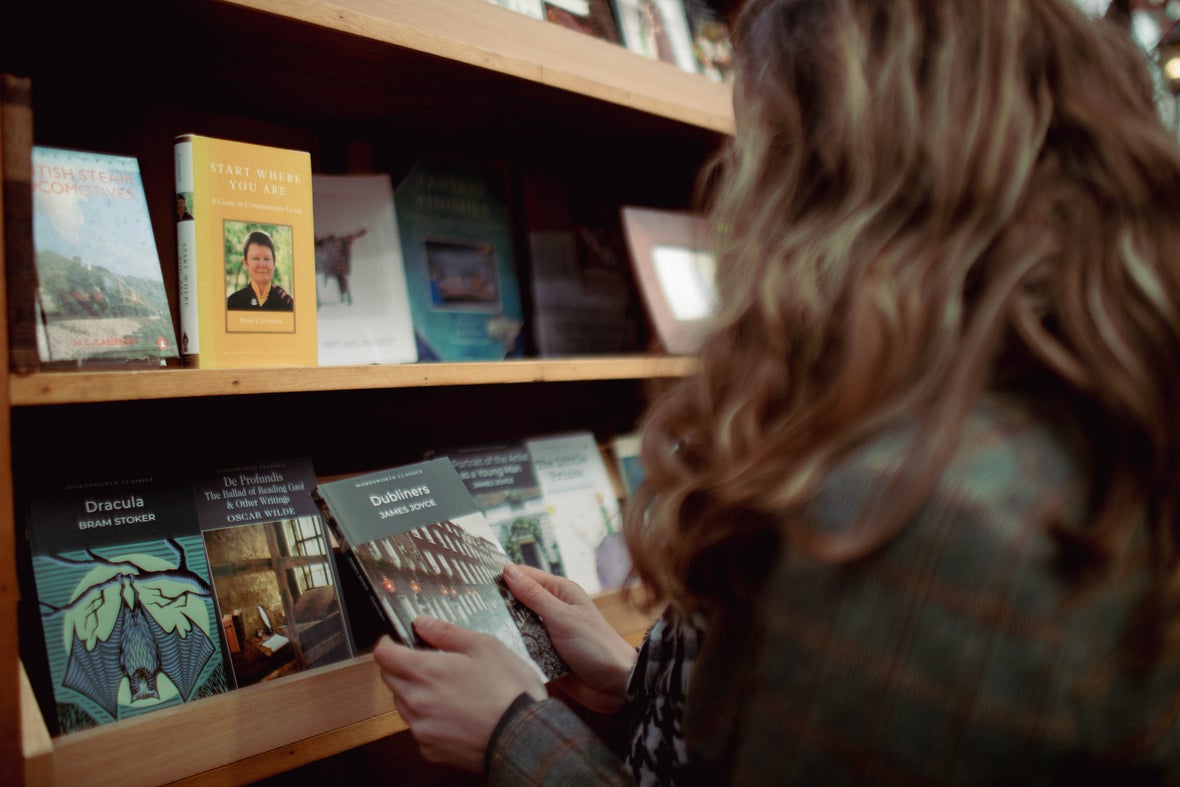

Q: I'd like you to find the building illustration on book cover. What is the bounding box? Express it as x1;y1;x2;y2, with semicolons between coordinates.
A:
315;458;566;681
441;441;569;578
31;146;179;366
194;457;354;689
27;474;228;734
394;156;523;361
175;134;317;368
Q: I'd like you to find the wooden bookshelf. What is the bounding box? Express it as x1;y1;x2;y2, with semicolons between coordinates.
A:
0;0;732;783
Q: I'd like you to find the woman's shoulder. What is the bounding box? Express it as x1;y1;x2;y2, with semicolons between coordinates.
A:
811;394;1085;544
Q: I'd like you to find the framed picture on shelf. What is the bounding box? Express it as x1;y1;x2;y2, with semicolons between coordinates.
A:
621;205;716;355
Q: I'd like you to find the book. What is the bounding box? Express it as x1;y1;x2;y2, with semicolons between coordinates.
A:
174;133;317;368
311;173;417;366
1;73;39;370
221;613;241;653
25;470;230;734
393;155;524;361
438;440;572;579
487;0;621;43
525;431;630;594
612;0;700;74
545;0;621;43
194;457;355;689
610;431;646;499
30;146;180;367
485;0;545;18
621;205;717;355
314;458;566;681
682;0;735;82
525;172;643;356
258;631;289;657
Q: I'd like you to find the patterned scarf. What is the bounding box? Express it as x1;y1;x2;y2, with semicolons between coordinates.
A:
624;609;709;786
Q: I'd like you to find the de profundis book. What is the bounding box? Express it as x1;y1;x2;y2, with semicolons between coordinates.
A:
194;457;355;689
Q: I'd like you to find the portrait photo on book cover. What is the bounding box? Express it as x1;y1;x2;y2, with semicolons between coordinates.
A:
424;239;503;312
224;222;296;332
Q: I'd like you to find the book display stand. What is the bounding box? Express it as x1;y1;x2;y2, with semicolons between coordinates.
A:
0;0;731;783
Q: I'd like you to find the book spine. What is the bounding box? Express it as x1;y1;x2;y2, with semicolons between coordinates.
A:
340;545;407;643
313;489;415;648
1;74;40;370
174;137;199;365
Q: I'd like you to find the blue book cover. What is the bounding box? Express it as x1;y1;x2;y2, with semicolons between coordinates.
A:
393;156;524;361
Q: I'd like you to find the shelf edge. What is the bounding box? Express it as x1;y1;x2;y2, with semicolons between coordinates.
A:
10;357;697;406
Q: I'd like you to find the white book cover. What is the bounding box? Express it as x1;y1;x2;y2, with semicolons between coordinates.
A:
613;0;699;74
486;0;545;18
526;432;630;594
312;174;417;365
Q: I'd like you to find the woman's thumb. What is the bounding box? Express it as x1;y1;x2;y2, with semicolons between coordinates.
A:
503;563;561;618
412;615;476;652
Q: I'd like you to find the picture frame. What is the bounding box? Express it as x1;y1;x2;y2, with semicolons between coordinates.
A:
621;205;716;355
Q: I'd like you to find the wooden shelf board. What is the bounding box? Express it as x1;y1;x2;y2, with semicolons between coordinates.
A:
221;0;735;134
10;356;696;407
21;589;658;786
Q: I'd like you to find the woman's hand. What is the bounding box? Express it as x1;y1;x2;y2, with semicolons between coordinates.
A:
504;563;638;713
373;616;547;772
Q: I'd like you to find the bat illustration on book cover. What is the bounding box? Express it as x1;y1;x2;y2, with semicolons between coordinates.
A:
37;537;218;719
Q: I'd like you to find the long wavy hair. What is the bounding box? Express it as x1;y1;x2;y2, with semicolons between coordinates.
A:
625;0;1180;659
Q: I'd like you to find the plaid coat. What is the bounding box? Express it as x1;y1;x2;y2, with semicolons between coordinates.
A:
487;395;1180;785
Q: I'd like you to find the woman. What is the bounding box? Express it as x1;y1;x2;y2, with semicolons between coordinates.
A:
226;229;294;311
375;0;1180;782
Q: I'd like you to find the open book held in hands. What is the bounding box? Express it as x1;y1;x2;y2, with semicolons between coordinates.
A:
314;458;567;682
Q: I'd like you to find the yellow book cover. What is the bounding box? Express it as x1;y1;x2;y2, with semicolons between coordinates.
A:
174;134;316;368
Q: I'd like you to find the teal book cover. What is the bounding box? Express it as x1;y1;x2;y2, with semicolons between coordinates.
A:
27;472;229;734
393;156;524;361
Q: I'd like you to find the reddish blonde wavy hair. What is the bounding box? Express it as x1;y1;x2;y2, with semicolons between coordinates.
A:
625;0;1180;656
